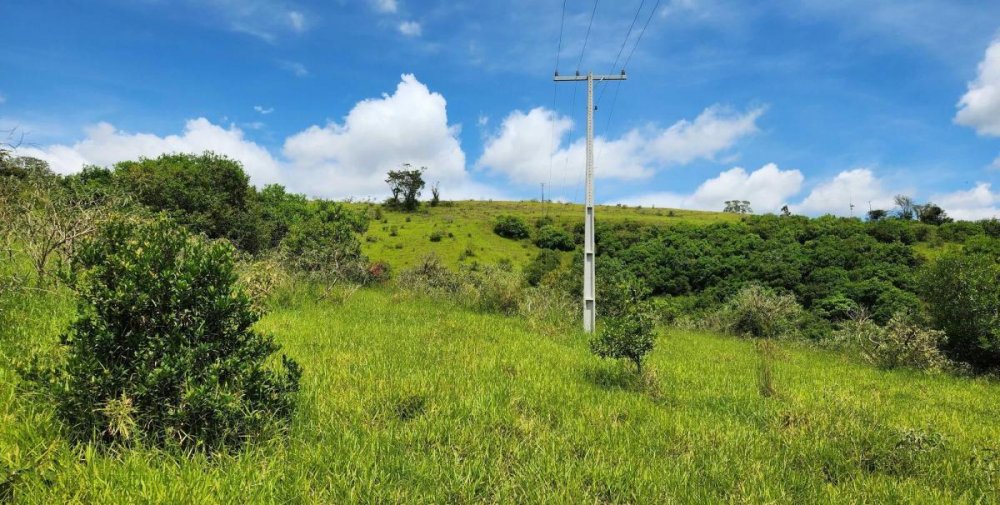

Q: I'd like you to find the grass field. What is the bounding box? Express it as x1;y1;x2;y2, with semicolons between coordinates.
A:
351;200;737;270
3;284;1000;503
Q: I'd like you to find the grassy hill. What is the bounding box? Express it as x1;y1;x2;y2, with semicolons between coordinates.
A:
3;286;999;502
351;200;737;270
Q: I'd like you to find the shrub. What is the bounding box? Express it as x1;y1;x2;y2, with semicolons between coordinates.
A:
721;284;804;338
463;264;523;315
920;252;1000;369
493;215;530;239
833;312;949;371
524;249;562;286
590;274;657;373
279;202;368;281
113;152;269;253
398;254;461;294
48;217;301;451
429;230;444;242
534;225;575;251
590;314;656;374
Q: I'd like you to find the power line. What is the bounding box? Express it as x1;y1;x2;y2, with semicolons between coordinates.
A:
548;0;568;209
596;0;645;108
576;0;600;72
623;0;661;71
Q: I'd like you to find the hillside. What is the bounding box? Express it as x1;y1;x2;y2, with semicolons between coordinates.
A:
3;287;999;502
353;200;738;270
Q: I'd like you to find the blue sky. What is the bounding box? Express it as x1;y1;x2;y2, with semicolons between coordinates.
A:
3;0;1000;218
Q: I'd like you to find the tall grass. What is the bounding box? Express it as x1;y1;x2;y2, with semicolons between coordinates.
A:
2;283;1000;502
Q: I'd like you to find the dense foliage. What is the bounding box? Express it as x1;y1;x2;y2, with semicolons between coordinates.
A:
384;165;426;211
278;201;369;281
919;251;1000;370
47;217;301;451
493;215;530;239
534;225;575;251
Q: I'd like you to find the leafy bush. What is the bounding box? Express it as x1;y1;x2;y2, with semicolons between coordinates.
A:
398;254;462;294
920;252;1000;369
493;215;530;239
524;249;563;286
47;217;301;451
720;284;804;338
279;202;368;281
429;230;444;242
534;225;575;251
113;152;268;253
462;264;523;315
833;312;949;371
590;313;656;374
590;273;657;373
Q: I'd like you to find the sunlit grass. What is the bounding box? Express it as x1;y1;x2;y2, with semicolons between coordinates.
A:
3;284;1000;503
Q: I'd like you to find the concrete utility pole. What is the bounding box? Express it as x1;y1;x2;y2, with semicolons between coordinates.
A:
554;70;627;333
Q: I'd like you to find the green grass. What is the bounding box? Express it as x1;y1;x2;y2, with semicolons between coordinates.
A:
351;200;737;270
3;285;1000;503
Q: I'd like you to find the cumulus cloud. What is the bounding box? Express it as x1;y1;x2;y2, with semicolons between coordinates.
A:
956;39;1000;136
931;183;1000;220
398;20;422;37
793;168;896;216
282;73;493;199
476;104;764;185
616;163;804;213
19;119;282;185
19;75;501;201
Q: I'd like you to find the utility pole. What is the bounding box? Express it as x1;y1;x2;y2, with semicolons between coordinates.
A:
554;70;627;333
540;182;545;204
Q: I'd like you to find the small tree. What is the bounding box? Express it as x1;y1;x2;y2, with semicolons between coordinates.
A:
723;200;753;214
867;209;889;221
430;182;440;207
590;275;656;374
894;194;916;220
780;205;792;217
385;164;426;211
916;203;952;225
534;225;575;251
49;217;301;451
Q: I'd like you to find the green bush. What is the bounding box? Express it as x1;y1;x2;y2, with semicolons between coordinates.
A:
279;202;368;281
113;152;268;253
398;254;462;294
721;284;804;338
524;249;562;286
833;312;949;371
48;217;301;451
534;225;575;251
920;252;1000;369
429;230;444;242
463;264;523;315
590;274;657;373
493;215;530;239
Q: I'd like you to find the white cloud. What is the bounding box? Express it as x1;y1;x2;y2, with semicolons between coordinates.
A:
281;74;490;199
476;104;764;185
931;183;1000;220
616;163;804;213
288;11;306;32
19;119;282;185
647;105;765;165
370;0;398;14
793;168;896;216
17;75;502;201
278;60;309;77
398;20;422;37
254;105;274;115
956;39;1000;136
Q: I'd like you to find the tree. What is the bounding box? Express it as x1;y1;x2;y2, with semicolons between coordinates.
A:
113;152;267;253
780;205;791;217
916;203;952;225
867;209;889;221
894;194;916;220
49;217;301;451
724;200;753;214
385;164;426;211
493;215;530;239
430;182;441;207
589;274;656;374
